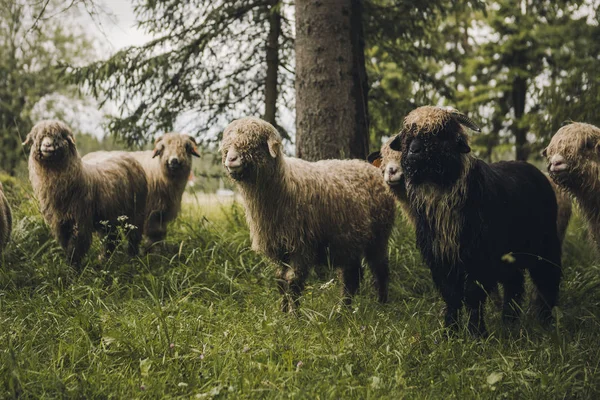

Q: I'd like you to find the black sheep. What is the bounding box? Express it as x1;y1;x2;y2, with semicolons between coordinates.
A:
390;106;562;336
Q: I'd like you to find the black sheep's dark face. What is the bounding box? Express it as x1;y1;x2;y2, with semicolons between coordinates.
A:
391;121;471;187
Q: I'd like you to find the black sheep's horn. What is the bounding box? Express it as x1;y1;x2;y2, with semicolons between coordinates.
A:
450;111;482;133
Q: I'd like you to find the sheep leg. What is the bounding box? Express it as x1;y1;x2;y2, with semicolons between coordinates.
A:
430;265;464;332
339;261;362;306
145;212;167;252
529;248;561;323
464;278;489;337
58;221;91;269
501;270;525;323
275;258;309;313
365;245;390;303
127;226;143;257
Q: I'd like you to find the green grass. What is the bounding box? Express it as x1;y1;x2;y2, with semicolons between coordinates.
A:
1;181;600;399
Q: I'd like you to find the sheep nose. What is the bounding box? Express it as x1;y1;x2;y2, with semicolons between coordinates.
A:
225;151;242;169
388;165;398;176
549;154;568;172
168;157;181;168
41;137;55;152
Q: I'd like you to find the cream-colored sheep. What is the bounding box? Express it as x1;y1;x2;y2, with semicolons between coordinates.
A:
24;120;148;268
0;182;11;256
544;122;600;249
221;117;396;311
83;133;200;249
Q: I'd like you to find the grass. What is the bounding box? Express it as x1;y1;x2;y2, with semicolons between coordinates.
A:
1;181;600;399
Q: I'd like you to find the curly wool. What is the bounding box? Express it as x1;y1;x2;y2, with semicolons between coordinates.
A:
26;120;148;265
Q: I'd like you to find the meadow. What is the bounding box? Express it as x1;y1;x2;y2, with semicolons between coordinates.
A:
1;177;600;399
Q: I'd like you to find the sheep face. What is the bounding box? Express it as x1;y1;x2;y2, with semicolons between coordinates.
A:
543;122;600;192
368;137;404;188
24;120;77;166
221;117;281;182
152;133;200;178
391;108;472;188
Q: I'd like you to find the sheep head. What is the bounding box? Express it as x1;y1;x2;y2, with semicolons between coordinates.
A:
152;133;199;177
220;117;282;182
389;106;479;188
542;122;600;192
23;120;77;166
368;136;404;188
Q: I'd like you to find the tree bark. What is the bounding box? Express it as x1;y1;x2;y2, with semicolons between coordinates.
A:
295;0;369;161
512;74;529;161
263;0;281;126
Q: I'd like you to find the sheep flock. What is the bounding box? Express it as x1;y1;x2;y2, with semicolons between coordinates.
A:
3;108;598;338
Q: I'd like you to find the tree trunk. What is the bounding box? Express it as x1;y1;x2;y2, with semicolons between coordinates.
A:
263;0;281;126
295;0;369;161
512;74;529;161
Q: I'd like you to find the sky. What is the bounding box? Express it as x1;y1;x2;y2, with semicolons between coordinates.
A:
88;0;150;52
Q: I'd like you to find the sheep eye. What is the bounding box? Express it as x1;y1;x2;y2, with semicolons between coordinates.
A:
585;139;595;150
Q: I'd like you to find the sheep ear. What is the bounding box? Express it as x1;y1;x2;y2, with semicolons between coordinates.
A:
185;136;201;158
22;134;32;147
389;135;402;151
541;147;548;158
367;151;382;168
190;146;201;158
450;111;482;133
267;137;280;158
67;134;76;147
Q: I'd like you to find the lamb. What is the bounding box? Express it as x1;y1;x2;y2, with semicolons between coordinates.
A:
23;120;148;268
389;106;562;336
0;182;11;256
221;117;396;311
543;122;600;249
82;133;200;250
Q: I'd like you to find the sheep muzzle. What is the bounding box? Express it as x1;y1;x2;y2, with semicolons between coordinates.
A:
384;162;404;187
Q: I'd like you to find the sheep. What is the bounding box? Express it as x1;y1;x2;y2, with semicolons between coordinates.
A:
543;122;600;250
23;120;148;268
82;133;200;250
388;106;562;336
0;182;11;256
221;117;396;311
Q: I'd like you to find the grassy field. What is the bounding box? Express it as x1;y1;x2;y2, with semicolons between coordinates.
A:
1;179;600;399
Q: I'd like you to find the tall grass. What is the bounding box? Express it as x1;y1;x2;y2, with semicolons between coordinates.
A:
1;179;599;398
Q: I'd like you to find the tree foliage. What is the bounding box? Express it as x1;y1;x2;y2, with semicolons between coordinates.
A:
456;0;599;161
74;0;294;147
0;0;93;174
365;0;485;147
